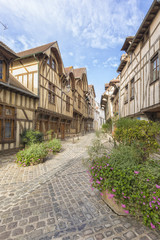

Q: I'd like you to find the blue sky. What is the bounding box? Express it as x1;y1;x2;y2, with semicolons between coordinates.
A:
0;0;153;102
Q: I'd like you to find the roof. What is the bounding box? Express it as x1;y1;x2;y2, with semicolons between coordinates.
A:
74;68;86;79
127;0;160;53
65;66;74;75
121;36;134;52
0;41;18;60
8;73;38;98
17;41;56;58
88;84;96;98
110;79;120;84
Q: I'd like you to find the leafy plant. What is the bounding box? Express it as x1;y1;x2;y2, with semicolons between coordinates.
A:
89;155;160;230
20;130;44;146
102;119;112;133
109;145;142;168
46;138;62;154
114;118;160;161
16;143;48;166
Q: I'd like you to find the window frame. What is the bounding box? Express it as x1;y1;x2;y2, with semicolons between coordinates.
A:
48;82;56;105
124;84;128;104
0;60;6;82
66;95;70;112
150;53;159;84
0;105;15;143
130;78;134;101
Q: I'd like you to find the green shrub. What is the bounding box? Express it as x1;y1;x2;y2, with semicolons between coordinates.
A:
21;129;44;146
102;119;112;133
89;156;160;230
46;138;62;154
109;145;142;168
114;118;160;160
16;143;48;166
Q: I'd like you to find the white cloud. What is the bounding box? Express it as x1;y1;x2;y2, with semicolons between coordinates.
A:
92;59;98;66
103;57;119;68
0;0;144;51
69;52;73;56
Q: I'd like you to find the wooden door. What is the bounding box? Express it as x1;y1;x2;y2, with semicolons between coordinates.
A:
61;123;65;139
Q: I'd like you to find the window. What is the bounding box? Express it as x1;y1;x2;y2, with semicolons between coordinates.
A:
52;59;56;71
78;95;81;109
66;96;70;112
130;78;134;100
124;85;128;104
151;54;159;83
47;57;56;72
0;60;2;79
5;120;14;139
48;82;56;104
0;105;15;142
47;58;50;65
0;60;6;82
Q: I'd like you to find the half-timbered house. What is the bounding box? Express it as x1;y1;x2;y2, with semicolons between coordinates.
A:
11;41;73;139
0;42;38;153
117;0;160;120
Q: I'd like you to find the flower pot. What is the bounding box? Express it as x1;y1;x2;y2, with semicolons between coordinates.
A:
101;190;129;216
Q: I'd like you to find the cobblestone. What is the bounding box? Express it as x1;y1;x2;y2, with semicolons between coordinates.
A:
0;133;160;239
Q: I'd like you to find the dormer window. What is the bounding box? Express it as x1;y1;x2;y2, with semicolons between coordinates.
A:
52;59;56;71
47;58;50;65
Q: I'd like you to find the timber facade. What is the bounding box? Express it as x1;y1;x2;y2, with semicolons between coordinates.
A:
0;41;95;153
0;42;38;152
117;0;160;120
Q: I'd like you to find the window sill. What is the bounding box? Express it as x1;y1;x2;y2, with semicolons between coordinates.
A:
150;78;159;86
0;139;15;143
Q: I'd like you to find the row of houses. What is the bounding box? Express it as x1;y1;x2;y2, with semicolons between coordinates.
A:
0;40;100;153
101;0;160;122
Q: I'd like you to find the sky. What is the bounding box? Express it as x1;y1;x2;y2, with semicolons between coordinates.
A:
0;0;154;102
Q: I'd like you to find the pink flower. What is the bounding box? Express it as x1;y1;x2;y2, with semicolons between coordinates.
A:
143;196;146;198
100;192;103;196
134;171;139;174
124;210;129;214
156;206;158;209
121;204;126;208
108;194;115;199
110;168;113;170
123;196;127;199
100;177;103;180
147;179;149;181
91;187;94;191
127;197;130;199
156;184;160;189
107;164;109;166
143;202;145;205
150;223;155;229
96;180;101;184
112;189;116;192
95;174;97;176
149;202;152;208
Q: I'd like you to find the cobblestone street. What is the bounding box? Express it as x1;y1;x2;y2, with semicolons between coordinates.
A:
0;133;160;240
